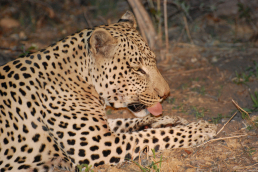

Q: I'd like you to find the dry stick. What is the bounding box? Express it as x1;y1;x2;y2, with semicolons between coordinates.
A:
171;27;186;52
127;0;157;49
26;0;55;18
183;16;194;45
146;145;149;161
232;99;250;117
236;162;258;169
216;111;237;135
196;134;248;148
157;0;162;45
164;0;168;55
0;47;23;51
138;147;142;166
138;146;150;166
83;9;93;28
164;67;211;76
232;99;257;128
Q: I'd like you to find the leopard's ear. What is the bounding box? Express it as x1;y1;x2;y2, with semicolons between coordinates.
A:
118;11;137;28
89;28;117;57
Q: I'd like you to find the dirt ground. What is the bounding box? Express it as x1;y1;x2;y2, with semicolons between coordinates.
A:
1;1;258;171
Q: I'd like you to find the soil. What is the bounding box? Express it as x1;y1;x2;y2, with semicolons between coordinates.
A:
1;1;258;171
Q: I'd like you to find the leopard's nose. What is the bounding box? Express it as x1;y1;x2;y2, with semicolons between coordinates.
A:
155;88;170;99
162;91;170;99
151;67;170;100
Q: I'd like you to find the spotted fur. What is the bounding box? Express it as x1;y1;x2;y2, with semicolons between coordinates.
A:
0;11;217;171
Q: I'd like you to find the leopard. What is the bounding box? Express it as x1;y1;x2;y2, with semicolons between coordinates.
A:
0;11;217;171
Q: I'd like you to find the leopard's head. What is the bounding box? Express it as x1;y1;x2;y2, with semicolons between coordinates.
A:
88;11;170;117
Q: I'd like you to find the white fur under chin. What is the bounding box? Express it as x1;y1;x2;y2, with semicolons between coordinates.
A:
131;109;150;117
104;101;150;118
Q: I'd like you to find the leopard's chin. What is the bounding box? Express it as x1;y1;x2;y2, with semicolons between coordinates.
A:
127;103;146;112
127;103;149;117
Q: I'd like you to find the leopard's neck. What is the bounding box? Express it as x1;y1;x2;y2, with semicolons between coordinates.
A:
24;29;96;90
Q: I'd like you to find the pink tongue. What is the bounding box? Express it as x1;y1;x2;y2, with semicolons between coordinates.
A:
147;102;163;116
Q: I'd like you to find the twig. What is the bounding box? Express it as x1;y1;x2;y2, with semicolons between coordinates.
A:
83;8;93;28
157;0;162;46
164;67;211;76
216;111;237;135
232;99;257;129
235;162;258;169
171;27;186;51
0;47;23;52
232;99;250;115
138;146;141;166
164;0;168;55
98;16;107;25
196;134;248;148
127;0;158;49
26;0;55;18
146;0;162;46
183;16;194;45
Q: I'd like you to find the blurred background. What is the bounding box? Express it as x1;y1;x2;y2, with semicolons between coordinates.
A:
1;0;258;60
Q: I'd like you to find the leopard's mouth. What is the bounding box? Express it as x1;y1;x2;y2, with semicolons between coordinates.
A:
127;103;147;113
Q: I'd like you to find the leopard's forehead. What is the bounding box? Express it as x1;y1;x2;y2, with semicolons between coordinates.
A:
97;23;156;60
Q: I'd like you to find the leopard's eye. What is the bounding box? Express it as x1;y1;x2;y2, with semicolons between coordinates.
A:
132;67;146;74
139;68;146;74
133;67;139;71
